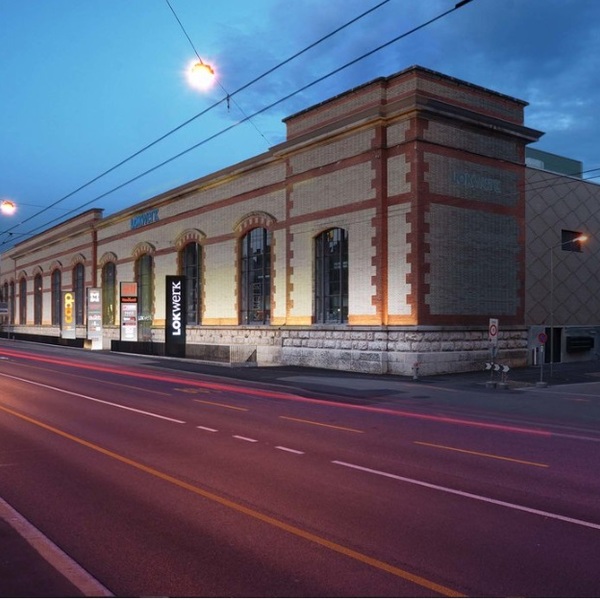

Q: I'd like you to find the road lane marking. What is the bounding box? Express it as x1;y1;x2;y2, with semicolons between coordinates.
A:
0;495;114;596
193;399;248;411
275;446;305;455
332;460;600;531
233;435;258;443
0;404;464;598
12;363;173;397
197;426;218;433
0;373;186;424
414;441;549;468
279;415;363;433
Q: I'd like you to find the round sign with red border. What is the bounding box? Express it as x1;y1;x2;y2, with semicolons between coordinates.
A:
538;332;548;344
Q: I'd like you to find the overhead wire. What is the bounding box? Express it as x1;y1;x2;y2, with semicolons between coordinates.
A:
13;0;598;245
165;0;270;144
0;0;481;246
0;0;392;245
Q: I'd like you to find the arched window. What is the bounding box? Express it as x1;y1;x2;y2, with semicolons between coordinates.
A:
102;262;116;325
135;254;154;340
34;273;43;325
9;281;15;324
315;228;348;324
51;269;62;326
180;242;202;325
241;227;271;325
19;277;27;325
73;263;85;325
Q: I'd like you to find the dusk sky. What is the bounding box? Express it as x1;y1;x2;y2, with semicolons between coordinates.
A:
1;0;598;250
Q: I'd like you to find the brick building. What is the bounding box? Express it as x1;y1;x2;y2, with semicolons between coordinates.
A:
1;66;599;375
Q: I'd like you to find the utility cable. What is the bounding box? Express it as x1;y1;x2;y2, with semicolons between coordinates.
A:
0;0;392;243
165;0;270;144
2;0;491;245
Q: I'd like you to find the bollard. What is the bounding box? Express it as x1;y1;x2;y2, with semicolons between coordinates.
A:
412;361;420;381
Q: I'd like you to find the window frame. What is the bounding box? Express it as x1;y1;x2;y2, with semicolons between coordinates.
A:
34;273;43;325
19;277;27;325
102;261;116;325
314;227;349;324
135;253;154;340
240;227;271;325
180;242;202;325
51;269;62;326
73;263;85;325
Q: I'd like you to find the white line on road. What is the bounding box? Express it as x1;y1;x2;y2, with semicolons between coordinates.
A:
275;446;305;455
0;373;186;424
0;496;114;596
233;435;258;443
197;425;218;433
332;460;600;532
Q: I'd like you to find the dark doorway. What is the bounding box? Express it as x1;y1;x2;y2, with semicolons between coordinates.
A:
545;327;562;364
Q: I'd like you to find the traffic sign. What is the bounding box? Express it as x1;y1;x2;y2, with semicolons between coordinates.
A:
489;318;499;345
538;332;548;344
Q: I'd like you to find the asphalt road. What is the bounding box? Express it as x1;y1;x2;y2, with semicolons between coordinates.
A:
1;340;600;597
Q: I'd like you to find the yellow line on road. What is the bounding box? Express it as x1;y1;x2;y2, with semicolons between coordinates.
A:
0;403;463;597
279;415;363;433
414;441;548;468
192;399;248;411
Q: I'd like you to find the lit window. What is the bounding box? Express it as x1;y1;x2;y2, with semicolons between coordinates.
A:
102;262;116;325
73;263;85;325
180;243;202;325
34;273;43;325
9;281;15;324
19;277;27;325
51;270;61;326
136;254;154;340
241;228;271;325
315;228;348;324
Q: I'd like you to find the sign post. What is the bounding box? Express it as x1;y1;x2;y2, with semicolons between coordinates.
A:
120;282;138;342
165;276;186;358
61;291;76;339
86;288;103;350
537;331;548;387
489;317;499;365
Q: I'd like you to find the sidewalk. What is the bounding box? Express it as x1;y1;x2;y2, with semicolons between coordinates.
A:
2;356;599;597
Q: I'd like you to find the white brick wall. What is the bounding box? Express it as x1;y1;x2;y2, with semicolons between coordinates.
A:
387;206;412;316
387;154;410;196
203;241;237;321
290;163;375;217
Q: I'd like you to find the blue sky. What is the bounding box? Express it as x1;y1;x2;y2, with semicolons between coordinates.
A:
1;0;599;249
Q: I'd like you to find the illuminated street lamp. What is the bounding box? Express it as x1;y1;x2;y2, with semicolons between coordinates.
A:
549;233;589;376
187;60;215;90
1;200;16;215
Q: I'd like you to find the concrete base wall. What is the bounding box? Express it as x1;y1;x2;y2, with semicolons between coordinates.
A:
2;324;529;376
126;325;528;375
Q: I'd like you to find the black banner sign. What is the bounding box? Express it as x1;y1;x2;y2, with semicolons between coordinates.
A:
165;276;186;357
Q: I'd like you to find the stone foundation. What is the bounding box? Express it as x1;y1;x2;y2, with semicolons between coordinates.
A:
123;325;528;375
2;324;528;376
